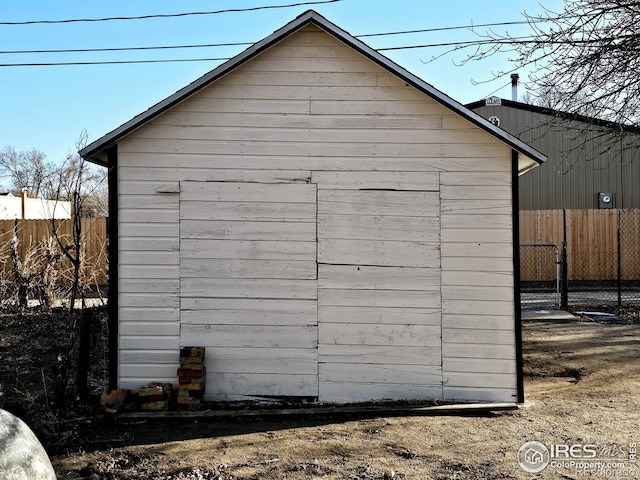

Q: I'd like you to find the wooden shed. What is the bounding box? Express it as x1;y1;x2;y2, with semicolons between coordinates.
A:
80;10;545;405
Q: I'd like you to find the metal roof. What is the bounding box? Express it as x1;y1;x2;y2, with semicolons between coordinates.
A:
466;98;640;133
80;10;547;170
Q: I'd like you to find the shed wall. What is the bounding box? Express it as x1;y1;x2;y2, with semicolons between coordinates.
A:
116;24;517;403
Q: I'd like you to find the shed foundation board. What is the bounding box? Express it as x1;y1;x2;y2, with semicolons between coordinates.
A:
118;402;520;420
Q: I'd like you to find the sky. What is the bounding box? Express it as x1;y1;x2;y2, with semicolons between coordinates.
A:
0;0;565;166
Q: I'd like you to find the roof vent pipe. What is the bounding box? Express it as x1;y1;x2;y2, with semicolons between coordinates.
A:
511;73;519;101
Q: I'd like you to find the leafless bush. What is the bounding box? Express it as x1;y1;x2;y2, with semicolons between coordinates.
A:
0;223;107;312
0;226;66;311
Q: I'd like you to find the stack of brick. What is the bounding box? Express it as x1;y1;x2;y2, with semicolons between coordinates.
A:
137;382;172;411
177;346;206;410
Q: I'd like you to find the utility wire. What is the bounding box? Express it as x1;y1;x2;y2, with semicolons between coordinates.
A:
482;81;512;98
0;0;343;25
358;17;555;38
0;8;568;66
0;42;255;55
0;38;524;56
0;19;542;56
0;37;538;66
378;37;533;51
0;58;232;67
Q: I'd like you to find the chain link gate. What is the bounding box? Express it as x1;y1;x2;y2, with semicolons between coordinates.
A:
519;243;560;309
520;209;640;310
619;210;640;305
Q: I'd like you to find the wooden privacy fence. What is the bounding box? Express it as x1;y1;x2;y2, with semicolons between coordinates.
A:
520;209;640;282
3;212;637;290
0;218;108;287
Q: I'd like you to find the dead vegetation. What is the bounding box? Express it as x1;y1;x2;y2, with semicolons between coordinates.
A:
1;307;639;479
0;306;109;451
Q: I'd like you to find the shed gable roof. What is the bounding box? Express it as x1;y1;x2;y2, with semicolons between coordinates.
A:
80;10;546;171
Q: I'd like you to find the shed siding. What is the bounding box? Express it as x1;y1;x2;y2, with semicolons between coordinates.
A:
115;24;517;402
316;180;443;402
179;181;318;400
118;183;180;385
440;166;517;402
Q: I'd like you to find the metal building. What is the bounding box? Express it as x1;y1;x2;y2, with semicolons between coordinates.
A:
468;98;640;210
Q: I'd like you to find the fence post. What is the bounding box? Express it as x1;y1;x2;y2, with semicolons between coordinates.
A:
560;209;569;309
617;210;622;307
561;242;569;309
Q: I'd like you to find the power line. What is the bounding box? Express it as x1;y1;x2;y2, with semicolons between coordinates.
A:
0;57;231;67
0;7;563;67
0;42;254;55
358;17;552;38
0;37;540;66
0;0;343;25
0;20;544;56
0;37;532;67
378;37;533;52
482;81;512;98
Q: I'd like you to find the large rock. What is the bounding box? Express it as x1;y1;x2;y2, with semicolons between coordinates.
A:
0;408;56;480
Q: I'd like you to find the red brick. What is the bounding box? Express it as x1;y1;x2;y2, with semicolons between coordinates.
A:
179;359;205;369
147;382;174;396
180;346;205;359
178;388;204;398
179;379;205;390
138;386;164;397
140;400;169;411
177;367;206;378
99;389;131;409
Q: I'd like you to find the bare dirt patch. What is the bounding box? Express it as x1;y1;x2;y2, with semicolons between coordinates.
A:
2;309;639;479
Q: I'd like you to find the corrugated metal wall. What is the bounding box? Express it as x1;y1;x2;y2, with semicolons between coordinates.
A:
470;101;640;210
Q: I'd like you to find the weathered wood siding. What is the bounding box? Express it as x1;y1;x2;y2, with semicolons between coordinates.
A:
180;181;318;399
440;172;517;402
316;181;443;402
115;24;517;403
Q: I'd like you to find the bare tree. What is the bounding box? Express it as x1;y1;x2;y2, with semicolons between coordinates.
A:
49;132;106;404
455;0;640;125
1;135;107;403
47;153;108;218
0;143;107;216
0;146;56;197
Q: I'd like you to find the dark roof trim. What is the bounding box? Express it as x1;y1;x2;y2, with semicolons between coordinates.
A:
466;97;640;134
80;10;546;167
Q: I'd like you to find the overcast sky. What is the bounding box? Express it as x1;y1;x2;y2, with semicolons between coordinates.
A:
1;0;564;164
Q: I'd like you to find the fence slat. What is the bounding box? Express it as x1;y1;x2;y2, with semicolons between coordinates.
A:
4;212;637;294
0;218;108;287
520;209;640;282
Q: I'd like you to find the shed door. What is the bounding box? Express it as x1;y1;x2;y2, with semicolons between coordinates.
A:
317;188;443;402
179;181;318;400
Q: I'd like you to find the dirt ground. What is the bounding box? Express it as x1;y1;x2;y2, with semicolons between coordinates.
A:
2;308;640;479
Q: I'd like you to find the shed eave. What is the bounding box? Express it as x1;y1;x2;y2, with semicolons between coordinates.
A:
518;154;545;176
